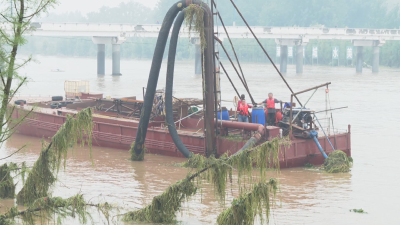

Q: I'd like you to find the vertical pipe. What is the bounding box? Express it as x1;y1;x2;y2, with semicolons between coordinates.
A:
97;44;105;75
211;1;219;153
202;7;215;157
372;46;379;73
280;45;288;74
289;94;293;136
356;46;363;73
112;44;121;75
195;43;202;75
296;45;303;74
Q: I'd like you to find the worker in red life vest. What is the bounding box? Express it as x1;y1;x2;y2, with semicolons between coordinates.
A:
236;94;246;111
237;99;252;122
259;93;282;126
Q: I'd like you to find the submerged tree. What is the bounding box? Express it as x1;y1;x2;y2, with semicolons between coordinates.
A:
0;108;97;224
217;179;278;225
1;194;113;225
0;163;16;199
16;108;93;205
123;138;287;224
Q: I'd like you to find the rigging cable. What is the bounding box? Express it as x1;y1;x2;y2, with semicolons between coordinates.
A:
214;39;256;105
228;0;303;107
212;1;250;91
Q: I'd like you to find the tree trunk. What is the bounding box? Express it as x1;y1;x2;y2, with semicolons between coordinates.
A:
0;0;25;128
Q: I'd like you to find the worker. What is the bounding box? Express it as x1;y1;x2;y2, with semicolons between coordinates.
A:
236;94;246;111
237;99;252;122
259;93;282;126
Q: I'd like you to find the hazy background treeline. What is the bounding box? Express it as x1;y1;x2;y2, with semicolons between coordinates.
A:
19;0;400;67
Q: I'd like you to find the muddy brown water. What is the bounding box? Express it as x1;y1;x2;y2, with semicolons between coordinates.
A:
1;56;400;224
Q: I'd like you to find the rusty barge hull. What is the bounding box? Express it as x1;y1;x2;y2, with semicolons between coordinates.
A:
12;106;351;168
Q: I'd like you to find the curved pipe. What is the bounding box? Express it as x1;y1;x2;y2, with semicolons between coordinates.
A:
217;121;266;155
132;0;187;156
133;0;214;158
165;5;213;158
165;12;192;158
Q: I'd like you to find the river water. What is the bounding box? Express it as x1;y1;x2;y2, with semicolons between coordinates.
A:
1;55;400;224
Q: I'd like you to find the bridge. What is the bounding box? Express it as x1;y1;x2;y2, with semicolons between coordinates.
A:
6;22;400;75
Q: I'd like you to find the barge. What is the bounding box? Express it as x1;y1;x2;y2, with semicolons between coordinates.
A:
11;85;351;168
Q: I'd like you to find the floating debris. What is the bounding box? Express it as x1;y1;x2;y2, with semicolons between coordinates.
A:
324;150;353;173
350;208;367;214
130;141;145;161
304;163;315;168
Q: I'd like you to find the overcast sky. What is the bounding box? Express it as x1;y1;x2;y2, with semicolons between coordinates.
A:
52;0;159;14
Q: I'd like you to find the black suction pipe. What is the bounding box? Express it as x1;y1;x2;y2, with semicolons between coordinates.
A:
165;12;193;158
132;1;187;156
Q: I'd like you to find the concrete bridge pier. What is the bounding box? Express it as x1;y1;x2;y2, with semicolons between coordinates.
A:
276;38;308;74
372;46;380;73
280;45;288;73
296;45;304;74
356;46;363;73
352;39;385;73
112;44;121;75
191;37;202;75
97;44;105;75
195;43;202;75
92;36;126;75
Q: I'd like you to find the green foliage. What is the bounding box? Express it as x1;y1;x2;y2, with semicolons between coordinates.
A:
304;163;315;168
0;206;18;225
324;150;353;173
0;0;59;146
217;179;278;225
17;108;93;205
350;208;367;214
22;195;92;225
123;138;287;223
0;163;16;199
122;178;197;223
1;194;97;225
130;141;146;161
184;4;206;52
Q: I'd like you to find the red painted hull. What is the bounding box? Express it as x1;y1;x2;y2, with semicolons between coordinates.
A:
11;107;351;168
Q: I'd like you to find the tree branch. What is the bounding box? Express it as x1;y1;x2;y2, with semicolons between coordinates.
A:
0;13;12;23
23;0;50;19
13;0;20;18
0;145;26;161
7;77;28;104
0;107;34;143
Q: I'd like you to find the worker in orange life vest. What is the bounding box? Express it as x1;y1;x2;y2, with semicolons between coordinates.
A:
259;93;282;126
237;99;252;122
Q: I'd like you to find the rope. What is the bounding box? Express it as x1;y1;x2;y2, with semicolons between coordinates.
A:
327;90;338;148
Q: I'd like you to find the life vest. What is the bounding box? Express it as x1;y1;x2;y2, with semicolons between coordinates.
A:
266;98;275;109
275;111;283;123
238;103;249;116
